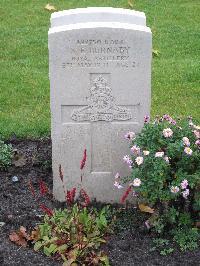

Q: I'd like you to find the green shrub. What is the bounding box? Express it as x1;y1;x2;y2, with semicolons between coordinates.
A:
0;139;12;170
117;115;200;251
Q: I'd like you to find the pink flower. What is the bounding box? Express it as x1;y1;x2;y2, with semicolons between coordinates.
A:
181;179;188;189
195;139;200;148
135;156;144;166
163;114;176;125
131;145;140;155
114;181;123;189
155;151;164;157
194;130;200;139
133;178;141;187
171;120;176;125
184;147;193;155
182;137;190;146
124;131;135;140
170;186;179;193
163;128;173;138
163;114;171;121
182;189;189;199
143;150;150;156
115;173;120;179
144;115;150;123
123;155;133;166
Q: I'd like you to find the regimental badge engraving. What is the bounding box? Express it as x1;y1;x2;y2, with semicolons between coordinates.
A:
71;74;132;122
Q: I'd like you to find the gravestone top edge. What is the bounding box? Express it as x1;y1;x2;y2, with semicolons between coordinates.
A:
50;7;146;27
51;7;145;19
48;21;151;35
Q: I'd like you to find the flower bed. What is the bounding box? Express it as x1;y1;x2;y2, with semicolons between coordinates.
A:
116;115;200;252
0;122;199;265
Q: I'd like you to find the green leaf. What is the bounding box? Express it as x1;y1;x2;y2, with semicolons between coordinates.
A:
34;241;43;251
100;255;110;266
57;244;67;252
43;244;57;256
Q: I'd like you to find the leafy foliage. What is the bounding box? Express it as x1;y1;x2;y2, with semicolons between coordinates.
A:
151;238;174;255
34;205;111;265
119;115;200;251
172;227;199;251
9;225;40;249
0;139;12;170
29;149;109;264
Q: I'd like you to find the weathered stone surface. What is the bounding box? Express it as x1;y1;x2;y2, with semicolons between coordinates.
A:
51;7;146;27
49;9;152;203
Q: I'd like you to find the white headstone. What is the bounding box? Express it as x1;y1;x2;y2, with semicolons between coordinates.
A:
49;8;152;203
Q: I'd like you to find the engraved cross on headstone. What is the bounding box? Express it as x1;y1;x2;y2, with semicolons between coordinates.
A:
70;73;134;173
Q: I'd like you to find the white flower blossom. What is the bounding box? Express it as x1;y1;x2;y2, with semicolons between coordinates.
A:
184;147;193;155
143;150;150;156
114;181;123;189
193;125;200;130
164;156;169;163
163;128;173;138
135;156;144;166
133;178;141;187
155;151;164;157
170;186;179;193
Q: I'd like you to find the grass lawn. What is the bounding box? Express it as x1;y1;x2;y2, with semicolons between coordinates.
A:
0;0;199;138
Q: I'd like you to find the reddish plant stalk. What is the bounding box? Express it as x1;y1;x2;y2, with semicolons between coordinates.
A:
70;187;76;203
39;179;48;196
80;149;87;170
58;165;69;204
80;188;90;207
66;190;72;205
66;188;77;205
28;180;54;217
39;203;54;217
121;186;132;204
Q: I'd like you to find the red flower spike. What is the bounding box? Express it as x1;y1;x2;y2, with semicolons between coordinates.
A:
66;188;76;205
39;180;48;196
28;180;36;198
66;190;72;205
80;188;90;207
39;204;53;217
59;165;64;182
70;187;76;203
80;149;87;170
120;186;132;204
